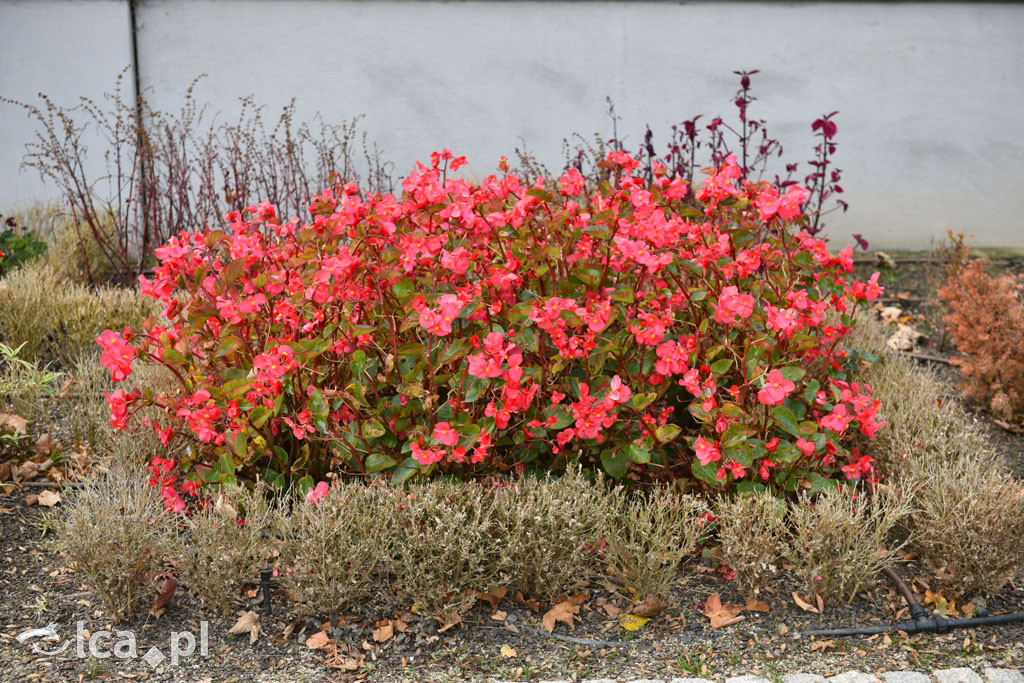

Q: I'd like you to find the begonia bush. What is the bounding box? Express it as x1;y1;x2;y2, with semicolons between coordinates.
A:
97;149;885;509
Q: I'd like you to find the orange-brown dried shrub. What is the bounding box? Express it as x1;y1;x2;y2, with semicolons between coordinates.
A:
938;259;1024;420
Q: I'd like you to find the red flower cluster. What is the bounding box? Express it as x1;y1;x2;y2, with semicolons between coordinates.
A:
98;148;886;506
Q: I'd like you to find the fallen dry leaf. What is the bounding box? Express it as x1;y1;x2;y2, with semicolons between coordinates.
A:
305;629;332;650
229;611;261;644
500;644;517;658
596;595;622;618
878;306;903;325
437;613;462;633
792;591;820;614
810;638;836;652
542;594;586;633
887;323;924;352
214;493;238;520
630;593;667;618
37;490;61;507
924;589;959;617
744;598;770;613
514;590;541;612
149;574;177;617
24;494;38;507
490;610;507;622
702;592;745;628
372;621;394;643
474;586;508;611
34;433;57;456
16;461;40;482
0;461;11;482
0;413;28;435
619;613;650;631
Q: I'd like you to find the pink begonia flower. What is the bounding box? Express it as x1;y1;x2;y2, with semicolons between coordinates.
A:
757;369;796;406
795;438;817;457
713;286;755;326
305;481;329;504
433;422;460;447
694;436;721;466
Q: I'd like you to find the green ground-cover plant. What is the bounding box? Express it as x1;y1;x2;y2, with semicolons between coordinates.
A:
0;214;47;276
96;148;887;511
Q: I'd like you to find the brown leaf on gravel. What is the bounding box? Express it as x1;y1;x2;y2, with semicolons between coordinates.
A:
305;629;332;650
150;574;177;616
596;596;621;618
372;621;394;643
474;586;508;612
229;610;261;644
702;592;745;628
792;591;822;614
0;413;28;435
0;461;11;482
16;461;40;482
437;613;462;633
37;490;61;507
514;590;541;612
490;610;507;622
745;598;770;613
34;433;57;456
542;594;586;633
810;638;836;652
24;494;38;507
630;593;667;618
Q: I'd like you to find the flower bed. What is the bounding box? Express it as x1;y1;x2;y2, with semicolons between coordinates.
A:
96;150;885;506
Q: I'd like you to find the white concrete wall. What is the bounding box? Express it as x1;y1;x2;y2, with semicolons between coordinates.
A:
0;0;133;210
2;1;1023;249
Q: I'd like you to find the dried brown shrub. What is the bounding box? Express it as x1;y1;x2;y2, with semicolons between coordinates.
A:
178;484;275;617
902;452;1024;595
493;468;611;600
938;258;1024;420
715;491;788;600
602;489;707;603
275;482;395;618
55;467;175;622
788;486;911;604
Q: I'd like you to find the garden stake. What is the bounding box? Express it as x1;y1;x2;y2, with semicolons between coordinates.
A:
260;568;273;618
803;566;1024;637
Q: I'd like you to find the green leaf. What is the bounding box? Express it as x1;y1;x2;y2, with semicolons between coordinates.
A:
691;459;724;487
655;424;682;443
803;378;821;404
219;257;246;289
631;393;657;411
627;443;651;464
391;457;420;485
600;449;629;480
362;418;386;440
772;406;801;437
365;453;397;473
709;358;733;375
779;367;806;382
228;431;248;459
350;349;367;378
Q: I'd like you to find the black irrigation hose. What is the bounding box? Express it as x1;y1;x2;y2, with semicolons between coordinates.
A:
803;567;1024;637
